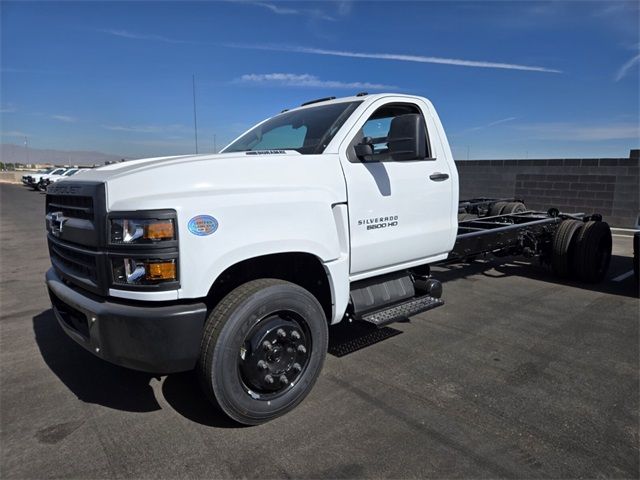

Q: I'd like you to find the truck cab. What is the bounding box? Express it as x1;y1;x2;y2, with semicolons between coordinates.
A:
43;93;609;425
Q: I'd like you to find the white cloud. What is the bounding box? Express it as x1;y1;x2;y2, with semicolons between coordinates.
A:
236;73;395;90
235;1;337;21
484;117;518;128
97;29;190;44
517;122;639;141
462;117;518;133
336;1;353;17
615;52;640;82
248;2;300;15
128;139;193;148
102;124;188;134
51;114;76;123
227;44;562;73
1;130;30;137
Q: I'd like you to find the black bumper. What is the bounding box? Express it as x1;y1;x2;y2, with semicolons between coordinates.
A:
46;268;207;374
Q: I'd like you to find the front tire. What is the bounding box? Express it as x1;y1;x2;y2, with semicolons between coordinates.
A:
198;279;328;425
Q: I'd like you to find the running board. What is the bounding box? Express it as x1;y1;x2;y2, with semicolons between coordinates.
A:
358;295;444;327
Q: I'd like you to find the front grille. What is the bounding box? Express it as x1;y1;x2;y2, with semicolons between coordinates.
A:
45;182;107;295
49;240;97;281
46;194;94;220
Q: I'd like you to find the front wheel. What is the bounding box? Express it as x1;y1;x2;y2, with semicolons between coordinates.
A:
198;279;328;425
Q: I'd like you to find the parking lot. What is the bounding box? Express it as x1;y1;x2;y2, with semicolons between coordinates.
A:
1;182;638;479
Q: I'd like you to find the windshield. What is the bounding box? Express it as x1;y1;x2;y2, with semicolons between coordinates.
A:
51;169;65;175
223;101;362;154
63;169;78;176
38;168;54;174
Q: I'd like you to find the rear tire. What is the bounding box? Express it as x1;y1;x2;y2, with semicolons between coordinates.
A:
503;202;526;214
571;221;612;283
487;201;508;217
551;219;583;278
458;213;478;222
198;279;328;425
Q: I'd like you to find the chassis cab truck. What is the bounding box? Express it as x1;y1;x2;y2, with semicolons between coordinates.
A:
45;93;611;424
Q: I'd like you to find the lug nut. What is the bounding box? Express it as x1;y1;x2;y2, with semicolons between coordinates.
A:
257;360;268;370
297;345;307;354
279;375;289;385
264;374;274;384
292;363;302;373
291;331;301;340
262;341;273;351
277;328;287;339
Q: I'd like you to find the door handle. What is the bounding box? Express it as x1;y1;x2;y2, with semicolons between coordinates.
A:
429;172;449;181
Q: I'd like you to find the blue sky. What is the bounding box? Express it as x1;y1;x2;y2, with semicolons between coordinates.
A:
1;0;639;159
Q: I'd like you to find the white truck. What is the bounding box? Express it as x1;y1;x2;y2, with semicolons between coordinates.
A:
37;167;88;191
44;93;612;424
24;167;67;189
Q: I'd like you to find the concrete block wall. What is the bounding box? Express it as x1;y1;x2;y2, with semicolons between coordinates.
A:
455;153;639;228
0;171;28;183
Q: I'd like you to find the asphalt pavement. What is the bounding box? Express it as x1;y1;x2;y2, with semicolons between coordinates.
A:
1;182;638;479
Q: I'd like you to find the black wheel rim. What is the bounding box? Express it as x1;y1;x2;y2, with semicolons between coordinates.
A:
238;310;311;399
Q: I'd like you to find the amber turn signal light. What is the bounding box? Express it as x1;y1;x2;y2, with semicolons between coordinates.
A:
144;221;174;240
146;261;176;281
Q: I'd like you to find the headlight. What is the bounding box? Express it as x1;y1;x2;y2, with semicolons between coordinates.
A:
112;258;177;285
110;218;175;244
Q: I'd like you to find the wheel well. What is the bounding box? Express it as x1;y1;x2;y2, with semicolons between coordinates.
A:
206;253;333;322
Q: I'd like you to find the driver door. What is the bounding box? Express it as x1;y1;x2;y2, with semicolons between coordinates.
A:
340;99;454;278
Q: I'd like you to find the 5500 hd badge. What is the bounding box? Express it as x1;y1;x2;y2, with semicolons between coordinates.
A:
358;215;399;230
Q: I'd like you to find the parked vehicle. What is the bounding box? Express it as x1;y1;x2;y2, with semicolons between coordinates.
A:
22;168;57;186
26;167;67;190
38;167;88;191
44;93;613;425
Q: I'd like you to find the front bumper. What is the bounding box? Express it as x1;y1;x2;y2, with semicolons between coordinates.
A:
46;268;207;374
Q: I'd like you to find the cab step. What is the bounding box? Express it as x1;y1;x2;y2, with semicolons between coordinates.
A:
359;295;444;327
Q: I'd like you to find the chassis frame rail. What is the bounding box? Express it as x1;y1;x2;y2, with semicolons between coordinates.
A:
450;210;587;260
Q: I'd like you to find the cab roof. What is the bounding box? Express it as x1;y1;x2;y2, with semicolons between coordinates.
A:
284;93;427;114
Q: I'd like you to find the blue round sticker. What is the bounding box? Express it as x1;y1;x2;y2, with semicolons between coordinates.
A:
188;215;218;236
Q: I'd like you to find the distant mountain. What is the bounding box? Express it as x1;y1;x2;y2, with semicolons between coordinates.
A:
0;143;124;166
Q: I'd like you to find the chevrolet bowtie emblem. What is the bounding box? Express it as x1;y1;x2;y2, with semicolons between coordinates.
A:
48;211;68;237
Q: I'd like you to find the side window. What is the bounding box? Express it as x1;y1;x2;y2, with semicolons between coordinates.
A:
250;125;308;150
349;103;432;162
362;117;393;154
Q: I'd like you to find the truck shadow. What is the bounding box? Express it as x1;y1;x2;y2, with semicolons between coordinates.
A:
433;254;638;299
32;310;239;428
161;373;239;428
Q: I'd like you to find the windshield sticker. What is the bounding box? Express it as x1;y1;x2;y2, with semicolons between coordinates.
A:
188;215;218;236
245;150;287;155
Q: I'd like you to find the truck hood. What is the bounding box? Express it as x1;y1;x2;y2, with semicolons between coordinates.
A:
60;150;347;211
67;151;302;182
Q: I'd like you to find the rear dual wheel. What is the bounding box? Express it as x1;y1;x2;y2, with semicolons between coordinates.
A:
198;279;328;425
572;221;612;283
552;219;583;278
552;219;612;283
487;201;526;216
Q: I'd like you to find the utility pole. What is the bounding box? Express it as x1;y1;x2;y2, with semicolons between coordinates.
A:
192;74;199;154
466;145;470;161
213;134;217;154
24;136;29;166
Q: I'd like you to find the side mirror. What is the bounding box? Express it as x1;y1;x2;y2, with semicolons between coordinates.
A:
387;114;426;161
354;137;374;161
